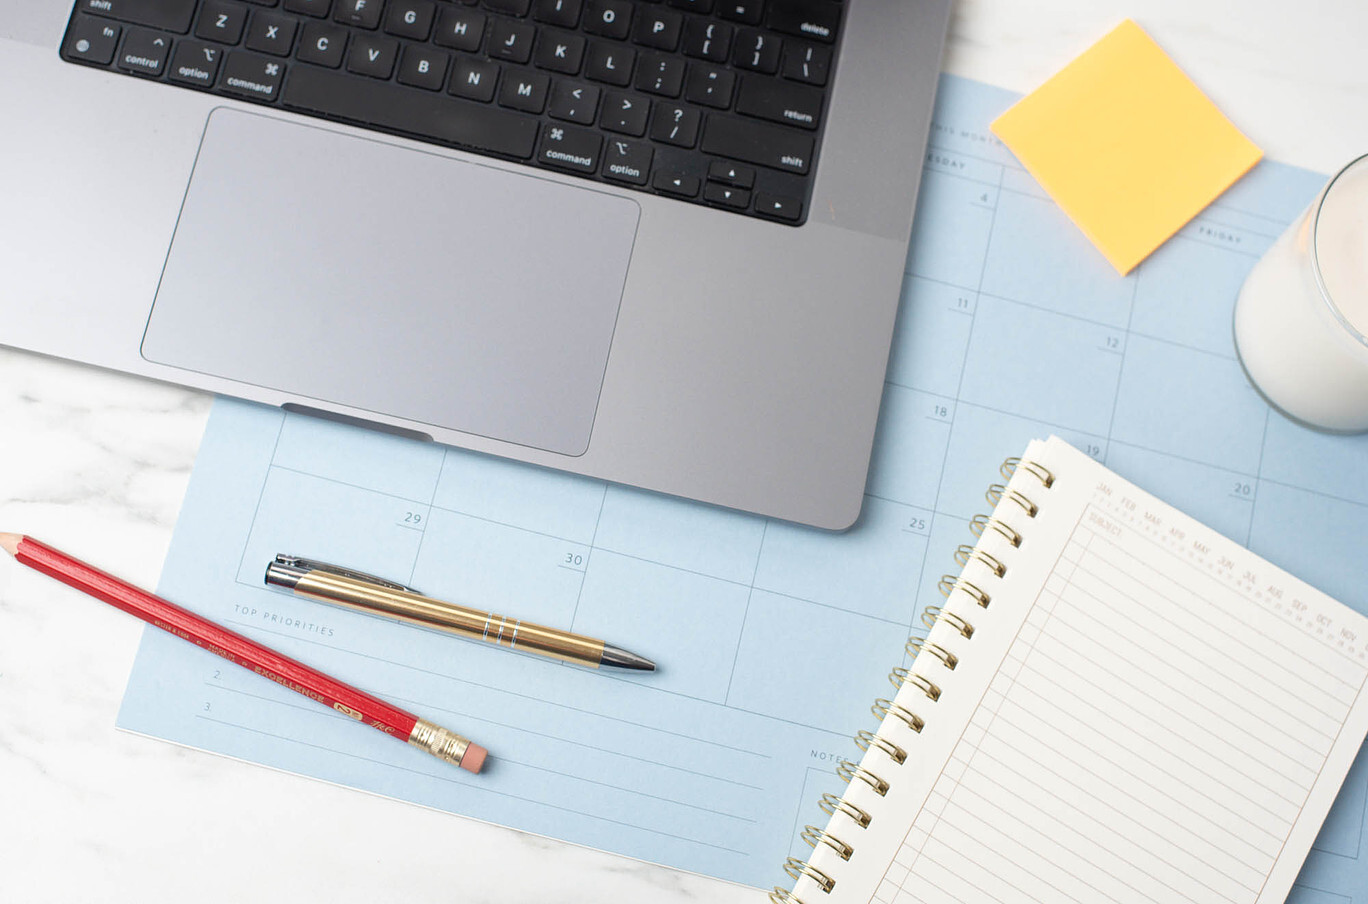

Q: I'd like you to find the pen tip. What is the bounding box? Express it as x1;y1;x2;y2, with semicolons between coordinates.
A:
600;644;656;672
0;533;20;556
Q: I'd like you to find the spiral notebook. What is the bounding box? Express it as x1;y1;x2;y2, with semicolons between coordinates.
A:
775;436;1368;904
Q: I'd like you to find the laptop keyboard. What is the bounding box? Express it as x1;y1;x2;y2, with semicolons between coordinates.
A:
60;0;845;225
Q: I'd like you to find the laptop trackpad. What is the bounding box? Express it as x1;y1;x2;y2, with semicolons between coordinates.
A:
143;108;640;456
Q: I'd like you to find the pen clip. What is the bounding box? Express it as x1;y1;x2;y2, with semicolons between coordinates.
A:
272;554;419;594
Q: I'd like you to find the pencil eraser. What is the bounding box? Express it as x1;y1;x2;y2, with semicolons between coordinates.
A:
462;743;488;774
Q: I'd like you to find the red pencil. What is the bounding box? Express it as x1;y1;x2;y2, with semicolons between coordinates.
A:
0;533;487;773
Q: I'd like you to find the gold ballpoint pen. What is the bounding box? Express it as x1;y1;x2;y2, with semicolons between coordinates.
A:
264;555;655;672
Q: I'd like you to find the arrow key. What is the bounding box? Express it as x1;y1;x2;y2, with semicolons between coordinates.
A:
653;169;700;198
707;160;755;189
755;192;802;222
117;27;172;77
704;182;751;210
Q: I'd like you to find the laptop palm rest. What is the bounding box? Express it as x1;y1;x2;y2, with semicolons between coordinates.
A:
142;108;640;457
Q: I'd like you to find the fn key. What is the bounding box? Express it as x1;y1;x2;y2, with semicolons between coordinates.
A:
62;16;122;65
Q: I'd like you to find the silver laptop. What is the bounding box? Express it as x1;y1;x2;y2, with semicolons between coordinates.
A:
0;0;950;529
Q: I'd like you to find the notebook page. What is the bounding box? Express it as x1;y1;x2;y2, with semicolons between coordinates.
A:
800;437;1368;904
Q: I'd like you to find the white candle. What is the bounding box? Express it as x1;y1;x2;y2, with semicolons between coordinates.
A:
1234;156;1368;433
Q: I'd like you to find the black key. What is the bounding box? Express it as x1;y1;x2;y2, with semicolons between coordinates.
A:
62;16;122;65
685;64;734;108
196;1;246;44
450;57;499;101
347;34;398;77
583;0;632;39
488;19;535;63
585;43;633;85
667;0;713;11
680;19;731;62
532;0;582;27
649;102;700;147
767;0;838;43
652;168;698;197
602;137;652;184
284;64;539;157
285;0;333;17
547;81;599;123
781;41;829;86
717;0;763;24
498;69;549;113
220;51;286;101
733;28;780;73
707;160;754;188
755;192;801;221
396;44;448;89
600;91;648;136
77;0;195;34
704;182;750;209
117;27;172;75
701;115;812;173
433;7;485;52
634;53;684;97
539;123;600;174
385;0;435;39
334;0;383;28
484;0;532;14
168;39;224;85
297;21;347;66
245;11;297;56
736;76;821;129
632;8;681;50
534;31;585;73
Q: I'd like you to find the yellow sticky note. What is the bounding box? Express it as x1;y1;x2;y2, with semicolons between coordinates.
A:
990;20;1262;274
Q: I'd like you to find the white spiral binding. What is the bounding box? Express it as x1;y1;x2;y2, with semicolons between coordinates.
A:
768;457;1055;904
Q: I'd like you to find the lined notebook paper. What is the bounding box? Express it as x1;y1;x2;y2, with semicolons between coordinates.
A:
779;437;1368;904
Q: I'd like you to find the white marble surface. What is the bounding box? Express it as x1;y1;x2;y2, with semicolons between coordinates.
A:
3;2;1367;900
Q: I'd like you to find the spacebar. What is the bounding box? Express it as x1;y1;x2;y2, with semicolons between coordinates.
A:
282;68;538;160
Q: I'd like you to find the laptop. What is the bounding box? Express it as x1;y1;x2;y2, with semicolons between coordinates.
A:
0;0;951;529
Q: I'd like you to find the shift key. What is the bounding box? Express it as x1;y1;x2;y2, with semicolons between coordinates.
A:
77;0;197;34
701;116;814;175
